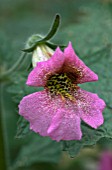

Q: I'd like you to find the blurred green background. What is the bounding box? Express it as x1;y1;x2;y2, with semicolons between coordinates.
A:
0;0;112;170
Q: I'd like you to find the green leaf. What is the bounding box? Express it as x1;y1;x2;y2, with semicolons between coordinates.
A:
0;32;22;72
7;71;44;104
62;2;112;57
98;137;112;150
12;135;61;169
80;45;112;108
16;117;32;139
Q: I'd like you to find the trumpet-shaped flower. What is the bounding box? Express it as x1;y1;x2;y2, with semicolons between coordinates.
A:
19;42;106;141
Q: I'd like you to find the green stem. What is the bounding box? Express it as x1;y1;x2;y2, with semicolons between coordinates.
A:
0;52;26;80
0;83;10;170
17;53;31;71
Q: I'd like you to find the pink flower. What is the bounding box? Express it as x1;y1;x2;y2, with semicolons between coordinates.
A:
19;42;106;141
99;151;112;170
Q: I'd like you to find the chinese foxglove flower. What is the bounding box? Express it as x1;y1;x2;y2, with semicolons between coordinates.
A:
99;151;112;170
19;42;106;141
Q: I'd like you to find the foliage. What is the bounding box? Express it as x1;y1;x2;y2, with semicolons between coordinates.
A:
0;0;112;170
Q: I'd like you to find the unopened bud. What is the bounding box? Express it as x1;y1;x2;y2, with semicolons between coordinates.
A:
32;44;54;67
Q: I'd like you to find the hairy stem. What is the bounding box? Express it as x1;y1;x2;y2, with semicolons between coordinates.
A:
0;83;10;170
0;52;26;80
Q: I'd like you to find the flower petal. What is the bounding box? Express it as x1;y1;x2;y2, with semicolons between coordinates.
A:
47;109;82;141
19;89;82;141
99;151;112;170
64;42;98;83
74;88;106;128
19;90;57;136
27;47;65;87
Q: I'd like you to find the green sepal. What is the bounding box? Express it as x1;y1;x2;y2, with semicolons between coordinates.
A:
45;41;66;51
22;14;61;53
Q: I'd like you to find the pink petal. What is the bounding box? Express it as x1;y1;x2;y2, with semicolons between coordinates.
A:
19;90;82;141
26;47;65;87
74;88;106;129
99;151;112;170
47;109;82;141
64;42;98;84
19;90;57;136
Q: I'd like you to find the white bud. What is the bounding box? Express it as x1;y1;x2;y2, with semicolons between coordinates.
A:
32;44;54;67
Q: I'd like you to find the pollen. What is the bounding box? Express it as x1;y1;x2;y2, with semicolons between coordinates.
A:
46;73;77;101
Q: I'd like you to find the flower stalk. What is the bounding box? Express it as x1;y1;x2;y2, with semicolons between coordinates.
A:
0;84;10;170
0;52;26;81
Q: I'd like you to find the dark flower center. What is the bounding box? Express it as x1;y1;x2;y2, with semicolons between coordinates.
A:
46;73;77;100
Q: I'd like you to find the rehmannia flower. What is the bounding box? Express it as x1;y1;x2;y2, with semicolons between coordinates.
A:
99;151;112;170
19;42;106;141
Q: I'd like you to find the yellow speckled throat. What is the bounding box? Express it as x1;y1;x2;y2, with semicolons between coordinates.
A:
46;73;78;101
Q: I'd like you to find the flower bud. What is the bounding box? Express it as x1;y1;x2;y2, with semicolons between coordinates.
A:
32;44;54;67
